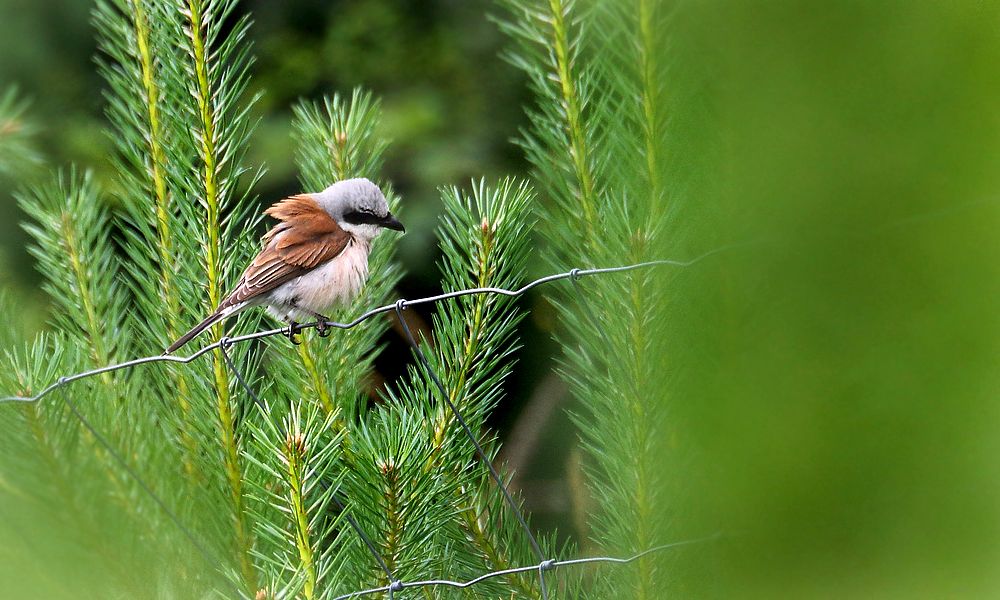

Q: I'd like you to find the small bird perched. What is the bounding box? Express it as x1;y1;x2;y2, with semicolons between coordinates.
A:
165;178;404;354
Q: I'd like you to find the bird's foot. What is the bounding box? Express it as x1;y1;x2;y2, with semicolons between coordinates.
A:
315;314;332;338
287;321;303;345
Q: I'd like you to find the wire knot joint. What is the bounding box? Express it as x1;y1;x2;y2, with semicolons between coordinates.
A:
389;580;404;592
569;268;582;281
395;298;408;312
539;559;557;571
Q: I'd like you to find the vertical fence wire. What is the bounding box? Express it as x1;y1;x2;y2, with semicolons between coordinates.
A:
394;300;550;598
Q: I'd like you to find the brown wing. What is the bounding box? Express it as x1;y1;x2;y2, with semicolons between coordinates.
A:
219;195;351;310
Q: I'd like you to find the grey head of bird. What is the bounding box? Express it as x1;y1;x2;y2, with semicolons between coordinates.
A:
313;177;404;239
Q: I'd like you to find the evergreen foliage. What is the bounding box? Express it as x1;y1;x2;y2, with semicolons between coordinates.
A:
497;0;675;597
0;1;576;597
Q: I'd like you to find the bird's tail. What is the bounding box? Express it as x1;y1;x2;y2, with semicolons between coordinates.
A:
164;308;230;355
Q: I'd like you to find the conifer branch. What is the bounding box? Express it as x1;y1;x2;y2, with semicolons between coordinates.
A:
94;0;206;479
638;0;663;213
18;174;151;521
498;0;600;255
417;179;545;596
547;0;598;234
498;0;673;596
244;401;342;600
130;0;175;292
169;0;260;588
296;342;336;415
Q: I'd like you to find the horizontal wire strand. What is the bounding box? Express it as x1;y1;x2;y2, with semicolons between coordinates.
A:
328;534;721;600
1;251;734;405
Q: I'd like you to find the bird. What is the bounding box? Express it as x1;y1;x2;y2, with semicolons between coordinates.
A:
164;178;404;354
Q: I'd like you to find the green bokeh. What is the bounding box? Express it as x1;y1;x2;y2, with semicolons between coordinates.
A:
663;2;1000;596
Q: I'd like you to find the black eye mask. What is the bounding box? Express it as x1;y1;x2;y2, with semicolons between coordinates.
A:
343;210;405;232
342;209;384;226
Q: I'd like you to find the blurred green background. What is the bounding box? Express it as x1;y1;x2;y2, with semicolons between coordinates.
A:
661;1;1000;596
3;0;1000;597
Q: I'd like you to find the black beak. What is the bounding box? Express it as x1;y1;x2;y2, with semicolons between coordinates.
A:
381;213;405;232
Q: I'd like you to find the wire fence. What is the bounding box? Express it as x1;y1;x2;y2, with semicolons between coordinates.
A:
1;254;730;598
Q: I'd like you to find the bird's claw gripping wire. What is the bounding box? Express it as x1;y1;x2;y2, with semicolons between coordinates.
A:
287;321;303;345
316;315;332;338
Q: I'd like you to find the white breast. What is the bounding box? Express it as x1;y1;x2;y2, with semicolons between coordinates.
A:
269;238;370;319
